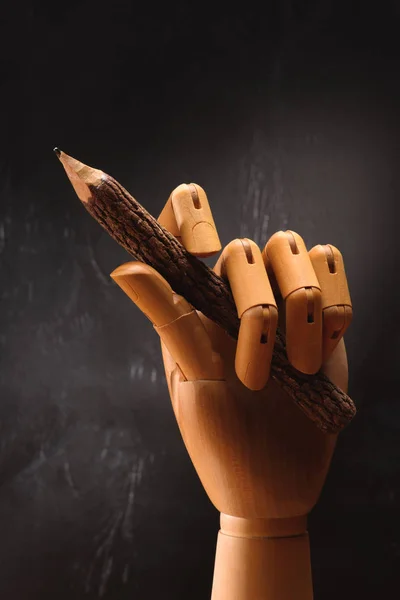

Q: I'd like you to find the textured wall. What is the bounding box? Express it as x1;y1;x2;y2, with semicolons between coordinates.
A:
1;2;399;598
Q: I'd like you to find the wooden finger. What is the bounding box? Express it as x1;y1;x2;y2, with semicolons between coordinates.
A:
158;183;221;257
214;239;278;390
111;261;223;380
264;231;323;374
309;244;353;360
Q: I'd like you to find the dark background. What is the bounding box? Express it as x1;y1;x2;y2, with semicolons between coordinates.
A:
1;1;399;598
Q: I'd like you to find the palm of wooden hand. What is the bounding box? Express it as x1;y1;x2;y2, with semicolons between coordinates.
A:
162;311;347;520
112;182;352;522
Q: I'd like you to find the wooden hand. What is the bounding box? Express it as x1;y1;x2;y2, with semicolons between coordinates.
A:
110;184;353;600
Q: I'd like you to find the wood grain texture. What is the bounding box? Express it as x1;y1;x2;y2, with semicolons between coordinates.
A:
82;174;356;434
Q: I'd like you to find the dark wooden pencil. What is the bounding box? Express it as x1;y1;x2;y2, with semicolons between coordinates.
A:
54;148;356;434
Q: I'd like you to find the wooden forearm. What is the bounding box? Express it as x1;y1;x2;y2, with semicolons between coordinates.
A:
82;175;355;434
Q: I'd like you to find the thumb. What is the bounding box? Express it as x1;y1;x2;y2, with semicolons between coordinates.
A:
110;261;223;381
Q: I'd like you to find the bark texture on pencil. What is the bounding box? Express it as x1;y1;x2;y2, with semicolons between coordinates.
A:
55;149;356;434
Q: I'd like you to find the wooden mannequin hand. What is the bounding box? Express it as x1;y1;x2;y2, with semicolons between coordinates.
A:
112;273;347;520
111;183;352;599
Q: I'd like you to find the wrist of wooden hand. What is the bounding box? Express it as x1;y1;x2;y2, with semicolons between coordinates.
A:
220;513;308;538
211;514;313;600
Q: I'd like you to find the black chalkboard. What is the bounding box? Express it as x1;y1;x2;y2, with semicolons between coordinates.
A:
1;2;399;598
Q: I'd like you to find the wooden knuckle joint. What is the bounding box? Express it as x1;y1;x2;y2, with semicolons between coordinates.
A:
309;244;352;310
220;238;277;319
265;230;321;299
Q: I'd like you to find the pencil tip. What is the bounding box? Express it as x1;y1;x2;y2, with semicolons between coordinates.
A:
54;149;104;202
